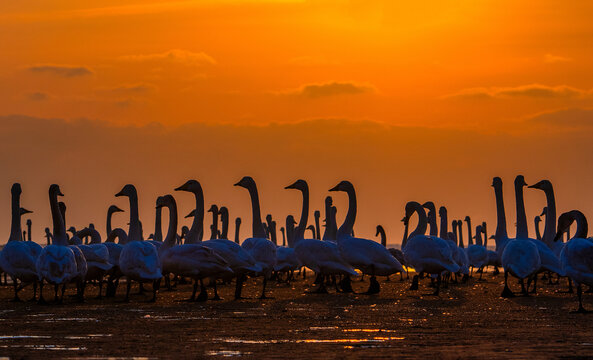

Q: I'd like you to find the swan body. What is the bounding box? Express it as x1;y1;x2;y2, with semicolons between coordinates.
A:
501;240;541;279
274;246;301;273
202;239;262;274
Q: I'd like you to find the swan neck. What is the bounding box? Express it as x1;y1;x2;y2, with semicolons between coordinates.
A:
49;191;68;246
574;212;589;239
541;187;557;246
127;192;141;242
154;206;163;242
439;212;448;239
493;184;508;242
247;183;266;238
337;187;356;239
466;219;473;245
458;222;465;248
408;203;428;239
106;208;114;235
234;221;240;244
535;218;542;240
162;203;178;250
186;189;204;243
210;211;218;240
9;190;22;242
515;182;528;239
296;187;309;240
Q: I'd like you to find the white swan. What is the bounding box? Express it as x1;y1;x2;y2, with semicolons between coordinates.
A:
402;201;460;295
376;225;407;281
35;184;78;304
491;177;541;297
285;180;355;293
555;210;593;312
235;176;277;299
116;184;162;302
329;181;404;294
440;207;469;281
75;227;113;298
274;215;301;276
0;184;41;301
104;227;127;297
466;225;489;279
157;195;232;301
176;179;261;299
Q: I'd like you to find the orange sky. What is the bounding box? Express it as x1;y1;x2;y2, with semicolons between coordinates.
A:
1;1;592;244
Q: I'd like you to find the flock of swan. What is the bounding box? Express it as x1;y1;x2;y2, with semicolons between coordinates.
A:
0;176;592;313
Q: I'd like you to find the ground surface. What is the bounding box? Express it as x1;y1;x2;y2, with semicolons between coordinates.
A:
0;272;592;359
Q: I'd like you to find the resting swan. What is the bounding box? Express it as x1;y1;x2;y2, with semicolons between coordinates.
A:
75;227;114;298
329;181;404;294
116;184;162;302
35;184;78;304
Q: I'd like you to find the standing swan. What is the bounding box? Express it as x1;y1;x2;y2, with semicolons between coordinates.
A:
329;181;404;294
234;176;277;299
116;184;162;302
174;180;204;243
0;184;41;301
35;185;77;304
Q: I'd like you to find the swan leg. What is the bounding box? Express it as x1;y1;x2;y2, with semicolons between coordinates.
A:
60;284;66;304
529;275;538;294
500;271;515;298
520;278;529;297
196;279;208;302
11;279;21;302
37;281;47;305
95;280;103;299
149;279;160;303
54;284;60;302
432;274;441;296
124;280;131;302
479;268;484;281
339;275;355;293
106;277;116;297
29;280;38;302
234;275;247;300
364;275;380;295
409;275;419;291
399;272;404;282
77;281;86;302
306;274;328;294
260;277;273;299
302;268;306;279
493;267;500;276
571;284;592;314
211;281;222;301
137;282;145;295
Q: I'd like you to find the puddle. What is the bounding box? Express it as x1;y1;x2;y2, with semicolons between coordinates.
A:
64;334;113;340
0;344;87;351
142;315;209;321
0;335;51;340
215;337;405;345
343;329;398;333
206;350;251;357
309;327;338;330
45;318;98;322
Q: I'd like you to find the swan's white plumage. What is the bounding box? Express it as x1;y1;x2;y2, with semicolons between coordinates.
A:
242;238;277;275
501;240;541;279
560;238;593;287
119;241;162;281
0;241;39;283
294;239;356;276
404;235;460;274
202;239;262;274
36;245;78;285
466;244;489;269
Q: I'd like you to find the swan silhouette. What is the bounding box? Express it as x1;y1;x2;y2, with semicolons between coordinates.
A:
174;180;204;243
330;180;404;294
35;185;78;304
116;184;162;302
74;227;113;298
234;176;277;299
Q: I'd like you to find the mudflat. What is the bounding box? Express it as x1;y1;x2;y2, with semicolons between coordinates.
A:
0;272;591;359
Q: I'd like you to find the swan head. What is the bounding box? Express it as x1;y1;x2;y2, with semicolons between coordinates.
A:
314;210;320;218
156;195;175;210
89;223;95;230
234;176;254;189
20;207;33;216
464;215;471;222
181;225;189;235
185;209;196;219
26;219;32;226
235;217;241;225
554;211;578;241
147;234;154;240
404;201;423;220
328;180;353;193
67;226;76;235
208;204;219;213
115;184;137;198
540;207;548;217
219;207;228;216
491;177;502;188
375;225;383;237
11;183;22;196
422;201;436;213
534;216;541;224
527;180;552;191
285;179;307;191
175;179;202;193
109;205;124;214
514;175;528;187
438;206;447;217
49;184;64;197
325;196;333;206
45;227;51;234
266;214;272;222
452;220;458;228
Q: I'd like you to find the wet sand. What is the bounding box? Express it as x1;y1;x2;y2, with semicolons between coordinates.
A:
0;272;592;359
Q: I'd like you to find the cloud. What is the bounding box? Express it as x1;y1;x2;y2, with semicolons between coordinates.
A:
27;64;93;77
289;81;375;98
119;49;216;66
444;84;589;100
100;83;158;94
527;108;593;129
544;54;572;64
26;92;49;101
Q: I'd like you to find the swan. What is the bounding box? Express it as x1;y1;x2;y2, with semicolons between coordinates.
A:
285;179;356;293
208;204;220;240
422;202;439;237
402;201;459;295
26;219;32;242
265;214;278;246
274;215;301;280
322;196;338;242
535;209;545;241
329;180;404;294
280;226;286;246
157;195;232;301
35;184;78;304
174;180;204;243
74;227;113;298
440;207;469;281
152;200;163;243
106;205;124;235
0;184;41;301
219;206;229;240
314;210;321;240
555;210;593;312
491;177;541;297
466;225;488;279
376;225;406;281
177;180;261;299
234;176;277;299
116;184;162;302
104;228;128;297
44;228;52;246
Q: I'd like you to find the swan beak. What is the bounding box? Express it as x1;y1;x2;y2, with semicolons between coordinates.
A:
185;211;195;219
57;190;64;196
115;190;125;197
328;184;340;192
114;206;124;213
233;181;242;187
174;183;188;191
20;208;33;215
